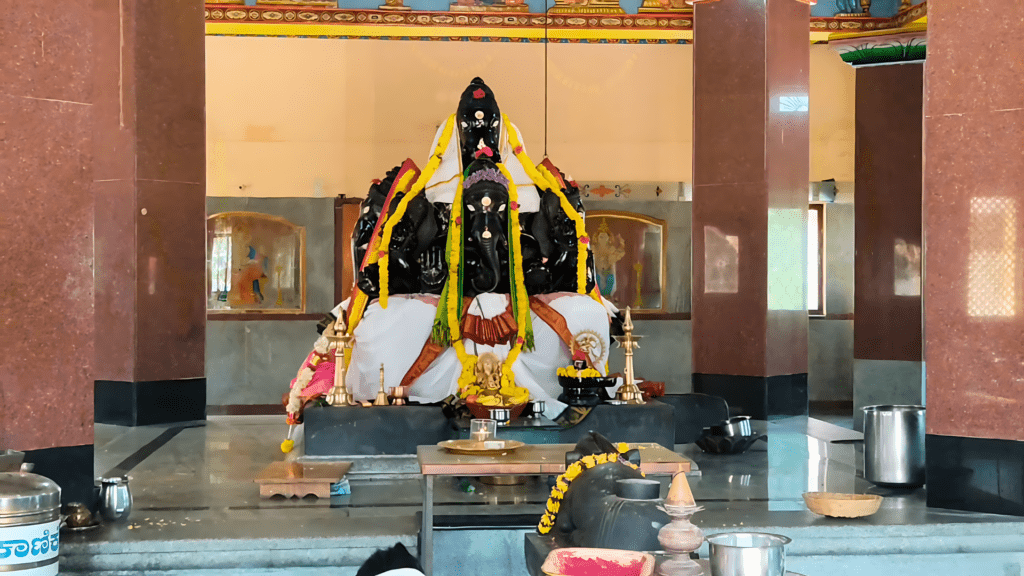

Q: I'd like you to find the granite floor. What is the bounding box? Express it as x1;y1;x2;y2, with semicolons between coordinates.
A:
64;413;1024;576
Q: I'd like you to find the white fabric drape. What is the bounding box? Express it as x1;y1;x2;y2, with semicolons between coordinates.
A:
423;119;541;213
344;293;611;420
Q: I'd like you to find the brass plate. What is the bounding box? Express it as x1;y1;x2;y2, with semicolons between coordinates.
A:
438;439;526;456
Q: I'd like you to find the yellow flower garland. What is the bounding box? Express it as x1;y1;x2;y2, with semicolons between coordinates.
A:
502;114;591;294
537;443;643;534
378;114;457;310
344;114;594;402
557;366;602;378
448;162;532;405
344;126;448;336
496;162;533;369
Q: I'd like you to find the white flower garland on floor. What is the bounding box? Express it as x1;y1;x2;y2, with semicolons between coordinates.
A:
286;321;336;417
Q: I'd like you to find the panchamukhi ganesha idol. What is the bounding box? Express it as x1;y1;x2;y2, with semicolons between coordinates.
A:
283;78;617;426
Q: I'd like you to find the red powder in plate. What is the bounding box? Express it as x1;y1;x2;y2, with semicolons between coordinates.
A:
558;556;644;576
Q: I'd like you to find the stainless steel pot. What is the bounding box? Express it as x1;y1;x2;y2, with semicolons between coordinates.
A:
707;532;791;576
0;451;24;473
862;405;926;487
488;408;511;423
712;416;753;437
0;472;61;574
98;476;132;522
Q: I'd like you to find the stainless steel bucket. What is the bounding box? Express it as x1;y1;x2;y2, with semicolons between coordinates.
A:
862;405;926;487
0;472;61;575
707;532;791;576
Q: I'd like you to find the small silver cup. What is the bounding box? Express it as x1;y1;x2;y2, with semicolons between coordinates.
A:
488;408;511;424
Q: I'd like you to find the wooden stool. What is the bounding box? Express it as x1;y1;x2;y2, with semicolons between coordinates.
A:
255;461;351;499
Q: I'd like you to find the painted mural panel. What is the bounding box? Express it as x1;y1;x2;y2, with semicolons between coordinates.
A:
207;212;307;313
585;211;666;312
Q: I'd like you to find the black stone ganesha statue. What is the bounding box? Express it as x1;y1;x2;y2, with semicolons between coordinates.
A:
355;173;443;299
460;156;512;297
550;432;670;552
353;77;597;302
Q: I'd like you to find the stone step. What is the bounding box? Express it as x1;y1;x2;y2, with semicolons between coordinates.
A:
59;510;418;575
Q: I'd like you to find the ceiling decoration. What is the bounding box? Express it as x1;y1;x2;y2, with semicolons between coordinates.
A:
205;0;926;44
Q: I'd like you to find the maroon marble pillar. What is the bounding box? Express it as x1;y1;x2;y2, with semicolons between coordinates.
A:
924;1;1024;515
0;0;96;504
92;0;207;426
851;63;924;429
691;0;811;419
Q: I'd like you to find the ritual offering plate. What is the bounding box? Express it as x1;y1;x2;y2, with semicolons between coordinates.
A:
803;492;883;518
438;439;526;455
541;547;655;576
695;430;767;454
62;519;102;532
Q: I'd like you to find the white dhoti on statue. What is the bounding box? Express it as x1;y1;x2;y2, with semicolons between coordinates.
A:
345;292;612;420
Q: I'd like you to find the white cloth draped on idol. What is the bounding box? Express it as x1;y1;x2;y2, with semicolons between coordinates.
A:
423;118;541;213
345;293;613;420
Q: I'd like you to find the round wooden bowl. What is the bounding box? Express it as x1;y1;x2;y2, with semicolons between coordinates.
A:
803;492;883;518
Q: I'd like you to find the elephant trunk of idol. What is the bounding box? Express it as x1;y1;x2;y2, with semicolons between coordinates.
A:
471;213;504;294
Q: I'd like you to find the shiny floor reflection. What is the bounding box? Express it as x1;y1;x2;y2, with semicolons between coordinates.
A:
77;415;1024;555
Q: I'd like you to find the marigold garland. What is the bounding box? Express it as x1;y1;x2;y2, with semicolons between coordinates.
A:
537;443;643;534
343;113;596;404
285;325;335;425
497;162;535;354
433;161;534;402
431;177;466;349
378;114;457;310
344;161;423;341
502;114;591;294
556;366;602;378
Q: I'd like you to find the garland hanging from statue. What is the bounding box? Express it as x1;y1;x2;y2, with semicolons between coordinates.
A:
537;442;643;535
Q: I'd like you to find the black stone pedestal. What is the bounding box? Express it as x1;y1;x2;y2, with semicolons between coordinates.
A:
692;373;808;420
95;378;207;426
22;444;95;508
658;393;730;444
927;434;1024;516
557;401;675;448
304;405;454;456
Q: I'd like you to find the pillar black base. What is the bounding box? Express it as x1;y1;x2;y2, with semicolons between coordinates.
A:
692;373;808;420
927;433;1024;516
22;444;95;508
95;378;206;426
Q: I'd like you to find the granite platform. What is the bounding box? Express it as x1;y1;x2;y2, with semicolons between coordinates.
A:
304;405;453;456
306;400;675;456
59;415;1024;576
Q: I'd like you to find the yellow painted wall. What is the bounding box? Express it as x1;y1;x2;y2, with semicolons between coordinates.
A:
206;37;855;197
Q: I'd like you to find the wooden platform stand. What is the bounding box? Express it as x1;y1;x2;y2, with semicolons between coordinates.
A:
255;461;351;499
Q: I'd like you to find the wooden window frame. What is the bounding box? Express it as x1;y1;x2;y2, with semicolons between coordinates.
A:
809;203;826;317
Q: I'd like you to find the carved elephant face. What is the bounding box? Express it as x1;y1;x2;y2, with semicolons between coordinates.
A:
457;78;503;170
462;161;510;294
